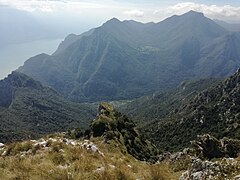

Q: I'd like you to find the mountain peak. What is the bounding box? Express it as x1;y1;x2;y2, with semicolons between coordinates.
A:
166;10;204;21
101;17;124;33
106;17;121;23
103;17;121;26
184;10;204;16
3;71;42;89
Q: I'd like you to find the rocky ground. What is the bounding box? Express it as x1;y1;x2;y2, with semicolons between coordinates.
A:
0;134;180;180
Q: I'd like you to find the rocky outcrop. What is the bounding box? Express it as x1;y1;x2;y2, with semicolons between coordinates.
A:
90;102;159;162
157;134;240;179
179;158;240;180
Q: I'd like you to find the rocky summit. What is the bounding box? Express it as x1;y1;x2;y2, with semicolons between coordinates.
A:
90;102;158;162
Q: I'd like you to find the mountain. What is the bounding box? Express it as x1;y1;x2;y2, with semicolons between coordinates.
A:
194;32;240;77
18;11;240;103
53;29;95;55
215;19;240;32
0;72;96;143
143;69;240;152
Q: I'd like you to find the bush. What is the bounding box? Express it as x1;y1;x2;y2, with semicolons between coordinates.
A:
66;128;83;139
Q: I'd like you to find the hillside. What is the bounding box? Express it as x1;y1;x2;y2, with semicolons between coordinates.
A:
143;69;240;152
195;32;240;77
17;11;240;103
0;134;181;180
116;78;221;126
0;72;96;143
0;103;177;179
0;107;239;179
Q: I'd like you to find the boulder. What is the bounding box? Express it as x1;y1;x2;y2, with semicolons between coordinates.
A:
0;143;4;148
221;137;240;158
191;134;240;159
191;134;225;159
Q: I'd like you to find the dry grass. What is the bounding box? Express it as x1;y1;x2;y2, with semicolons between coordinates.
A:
0;137;181;180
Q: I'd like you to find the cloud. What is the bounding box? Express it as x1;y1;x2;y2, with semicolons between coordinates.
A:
0;0;115;13
123;9;144;18
154;2;240;22
1;1;240;23
0;0;59;12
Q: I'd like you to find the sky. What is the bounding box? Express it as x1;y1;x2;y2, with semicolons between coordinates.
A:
1;0;240;26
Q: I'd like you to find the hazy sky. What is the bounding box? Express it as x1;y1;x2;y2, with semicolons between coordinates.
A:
1;0;240;26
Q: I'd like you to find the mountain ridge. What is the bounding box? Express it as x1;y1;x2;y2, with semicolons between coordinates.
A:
17;11;239;103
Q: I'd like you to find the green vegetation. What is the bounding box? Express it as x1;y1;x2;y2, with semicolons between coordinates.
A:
116;78;221;126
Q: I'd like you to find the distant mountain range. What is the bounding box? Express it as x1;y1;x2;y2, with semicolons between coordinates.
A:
0;72;96;143
18;11;240;103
